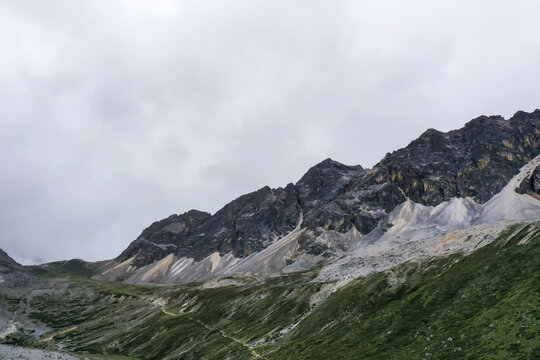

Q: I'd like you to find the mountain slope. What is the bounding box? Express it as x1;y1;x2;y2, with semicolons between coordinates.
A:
2;109;540;359
269;223;540;360
2;222;538;359
98;110;540;284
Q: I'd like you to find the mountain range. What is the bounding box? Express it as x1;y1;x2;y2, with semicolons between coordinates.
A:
96;109;540;284
0;109;539;359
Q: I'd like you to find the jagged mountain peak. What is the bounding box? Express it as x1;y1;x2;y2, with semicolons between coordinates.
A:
509;108;540;121
185;209;212;217
296;158;365;209
309;157;363;170
372;110;539;205
106;110;540;279
464;113;505;126
117;208;212;267
418;127;445;138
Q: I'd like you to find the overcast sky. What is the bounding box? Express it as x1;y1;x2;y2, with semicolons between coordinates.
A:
1;0;540;264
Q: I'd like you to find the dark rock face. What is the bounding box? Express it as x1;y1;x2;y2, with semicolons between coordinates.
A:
117;110;540;267
304;111;540;236
370;111;540;206
138;210;212;246
117;210;211;266
516;164;540;196
184;184;301;260
0;248;21;274
0;248;18;267
296;158;365;215
296;159;368;232
118;185;301;264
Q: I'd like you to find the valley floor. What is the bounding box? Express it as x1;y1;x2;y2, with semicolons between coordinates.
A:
1;222;539;359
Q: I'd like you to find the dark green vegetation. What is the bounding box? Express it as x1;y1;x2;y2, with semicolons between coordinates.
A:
270;223;540;359
2;223;539;359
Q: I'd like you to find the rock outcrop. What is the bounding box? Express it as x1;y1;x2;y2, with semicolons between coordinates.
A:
0;249;18;268
516;164;540;197
118;210;211;266
116;110;540;268
371;110;540;205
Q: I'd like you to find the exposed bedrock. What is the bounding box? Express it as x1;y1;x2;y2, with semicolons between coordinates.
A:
117;110;540;267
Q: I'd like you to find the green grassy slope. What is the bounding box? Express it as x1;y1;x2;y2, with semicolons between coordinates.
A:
2;223;539;360
268;223;540;359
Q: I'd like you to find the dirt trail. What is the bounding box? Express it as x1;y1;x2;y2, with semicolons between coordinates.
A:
41;326;79;342
160;306;265;359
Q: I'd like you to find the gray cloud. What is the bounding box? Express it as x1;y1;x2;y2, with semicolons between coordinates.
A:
1;0;540;264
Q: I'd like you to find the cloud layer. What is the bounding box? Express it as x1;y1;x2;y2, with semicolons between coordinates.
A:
1;0;540;264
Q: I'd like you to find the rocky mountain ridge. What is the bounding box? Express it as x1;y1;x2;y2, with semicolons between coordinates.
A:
1;110;540;360
93;152;540;284
116;110;540;272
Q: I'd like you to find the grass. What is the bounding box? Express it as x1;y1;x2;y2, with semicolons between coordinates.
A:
3;222;539;359
266;222;540;359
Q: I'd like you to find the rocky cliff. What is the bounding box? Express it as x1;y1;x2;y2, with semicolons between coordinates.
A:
117;110;540;269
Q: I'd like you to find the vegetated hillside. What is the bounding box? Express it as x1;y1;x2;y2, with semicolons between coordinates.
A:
2;110;540;359
2;222;538;359
269;223;540;360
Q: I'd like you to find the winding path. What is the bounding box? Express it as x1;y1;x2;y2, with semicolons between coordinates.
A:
160;306;265;359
